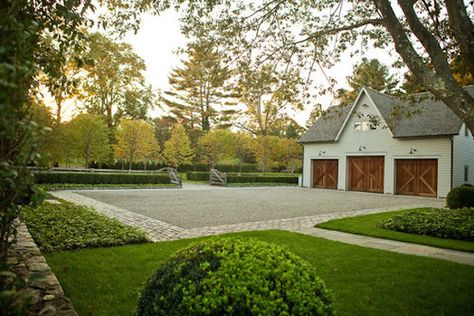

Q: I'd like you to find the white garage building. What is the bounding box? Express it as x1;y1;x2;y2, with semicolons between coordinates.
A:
299;86;474;198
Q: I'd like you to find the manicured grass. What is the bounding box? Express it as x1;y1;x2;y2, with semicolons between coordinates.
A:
39;183;178;190
316;208;474;252
45;230;474;316
22;201;148;252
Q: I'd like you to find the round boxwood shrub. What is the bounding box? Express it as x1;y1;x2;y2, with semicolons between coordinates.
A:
446;185;474;209
137;238;333;316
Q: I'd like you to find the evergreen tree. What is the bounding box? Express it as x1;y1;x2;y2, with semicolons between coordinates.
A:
337;58;398;105
163;40;237;131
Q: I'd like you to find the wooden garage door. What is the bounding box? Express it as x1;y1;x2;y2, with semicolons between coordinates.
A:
396;159;437;197
312;159;338;189
348;156;384;193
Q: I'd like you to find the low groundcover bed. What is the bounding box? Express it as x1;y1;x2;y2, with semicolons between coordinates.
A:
21;201;148;252
379;208;474;241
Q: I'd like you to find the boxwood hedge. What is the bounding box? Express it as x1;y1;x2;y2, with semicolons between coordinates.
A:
34;172;171;185
89;161;262;173
186;171;298;184
446;184;474;209
137;238;333;316
379;208;474;241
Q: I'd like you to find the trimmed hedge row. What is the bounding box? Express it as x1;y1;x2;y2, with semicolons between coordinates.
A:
88;161;262;173
34;172;171;184
187;172;298;184
379;208;474;241
228;175;298;184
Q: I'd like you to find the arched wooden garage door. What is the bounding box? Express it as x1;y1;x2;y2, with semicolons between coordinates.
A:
348;156;384;193
396;159;437;197
312;159;338;189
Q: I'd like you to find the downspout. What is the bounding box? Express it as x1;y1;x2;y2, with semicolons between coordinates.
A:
300;144;304;187
450;136;454;190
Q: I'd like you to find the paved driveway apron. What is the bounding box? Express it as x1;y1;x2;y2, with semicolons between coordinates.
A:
72;185;443;229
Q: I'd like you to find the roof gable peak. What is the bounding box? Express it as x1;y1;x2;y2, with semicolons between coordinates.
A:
334;87;394;141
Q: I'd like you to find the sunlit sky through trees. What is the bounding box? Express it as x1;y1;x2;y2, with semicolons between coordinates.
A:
46;8;400;127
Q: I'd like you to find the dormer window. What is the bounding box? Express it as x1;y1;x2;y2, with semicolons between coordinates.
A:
354;121;376;132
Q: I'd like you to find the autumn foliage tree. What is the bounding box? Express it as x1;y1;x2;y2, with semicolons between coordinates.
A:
163;124;194;168
65;114;110;168
198;130;236;168
114;119;160;171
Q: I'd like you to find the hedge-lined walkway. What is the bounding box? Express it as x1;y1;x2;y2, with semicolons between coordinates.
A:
293;227;474;266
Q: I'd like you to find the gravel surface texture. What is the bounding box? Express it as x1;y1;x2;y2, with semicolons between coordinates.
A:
75;185;444;229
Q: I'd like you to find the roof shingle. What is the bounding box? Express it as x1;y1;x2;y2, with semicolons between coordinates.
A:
299;86;473;143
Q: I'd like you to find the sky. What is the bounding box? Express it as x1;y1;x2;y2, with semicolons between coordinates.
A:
49;8;399;126
119;9;400;127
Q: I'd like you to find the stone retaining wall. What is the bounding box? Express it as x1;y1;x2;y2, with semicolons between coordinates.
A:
7;222;77;316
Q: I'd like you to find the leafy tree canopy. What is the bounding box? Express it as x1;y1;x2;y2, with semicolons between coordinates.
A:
163;124;194;167
65;113;110;168
115;119;160;170
103;0;474;134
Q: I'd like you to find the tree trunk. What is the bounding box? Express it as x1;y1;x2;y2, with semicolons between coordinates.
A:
238;157;242;176
445;0;474;77
373;0;474;134
55;97;63;125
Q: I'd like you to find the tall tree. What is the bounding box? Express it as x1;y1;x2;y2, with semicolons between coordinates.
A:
114;119;160;171
237;64;304;137
153;116;178;149
163;124;194;168
337;58;398;105
83;32;154;155
114;0;474;134
403;56;474;94
163;40;237;131
237;64;303;172
28;99;55;167
198;130;235;168
115;84;158;121
233;132;256;174
0;0;92;260
65;114;110;168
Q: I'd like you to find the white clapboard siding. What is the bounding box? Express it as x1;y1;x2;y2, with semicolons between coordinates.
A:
302;93;452;198
453;124;474;187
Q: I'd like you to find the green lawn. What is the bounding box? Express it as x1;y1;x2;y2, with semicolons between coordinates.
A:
45;230;474;316
316;209;474;252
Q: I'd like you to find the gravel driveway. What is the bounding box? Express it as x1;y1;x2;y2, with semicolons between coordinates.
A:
74;185;444;229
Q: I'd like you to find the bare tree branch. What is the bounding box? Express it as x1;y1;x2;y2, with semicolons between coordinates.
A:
294;18;383;45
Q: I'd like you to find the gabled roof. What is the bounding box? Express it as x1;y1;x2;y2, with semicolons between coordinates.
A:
298;104;352;143
299;86;472;143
